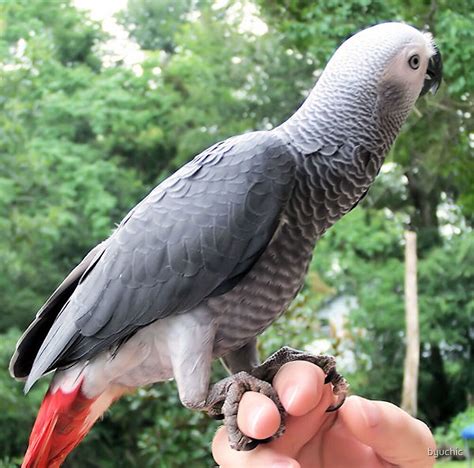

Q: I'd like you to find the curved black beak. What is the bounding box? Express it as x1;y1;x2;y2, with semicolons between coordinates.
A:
420;46;443;96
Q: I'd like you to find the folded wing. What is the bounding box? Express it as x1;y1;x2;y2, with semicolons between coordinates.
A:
17;131;295;391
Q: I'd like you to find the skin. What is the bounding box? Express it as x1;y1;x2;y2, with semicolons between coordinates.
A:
212;361;436;467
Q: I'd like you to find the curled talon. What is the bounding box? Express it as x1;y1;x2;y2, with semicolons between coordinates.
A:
323;366;349;412
206;346;350;450
326;393;347;412
205;371;286;451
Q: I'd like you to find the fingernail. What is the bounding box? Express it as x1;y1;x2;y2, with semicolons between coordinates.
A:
281;385;299;412
359;398;380;427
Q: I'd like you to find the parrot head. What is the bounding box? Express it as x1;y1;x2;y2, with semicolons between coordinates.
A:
323;21;442;100
290;22;443;154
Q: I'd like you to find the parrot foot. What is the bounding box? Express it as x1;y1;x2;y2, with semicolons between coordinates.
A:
206;371;286;451
251;346;349;413
206;346;348;451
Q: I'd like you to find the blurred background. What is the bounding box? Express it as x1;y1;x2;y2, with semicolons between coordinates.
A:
0;0;472;466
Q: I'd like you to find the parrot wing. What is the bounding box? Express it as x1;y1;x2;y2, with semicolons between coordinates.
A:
21;131;295;391
10;241;108;380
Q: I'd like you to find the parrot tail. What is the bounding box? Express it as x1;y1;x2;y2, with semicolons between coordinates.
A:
22;380;123;468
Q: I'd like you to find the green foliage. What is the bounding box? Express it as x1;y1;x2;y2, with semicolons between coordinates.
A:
117;0;197;53
132;3;313;170
0;0;152;330
0;0;104;70
436;462;468;468
435;406;474;450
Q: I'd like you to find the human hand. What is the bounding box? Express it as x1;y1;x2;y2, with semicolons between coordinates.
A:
212;361;436;467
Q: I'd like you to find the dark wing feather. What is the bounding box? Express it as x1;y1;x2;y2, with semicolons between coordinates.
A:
23;131;295;390
10;241;108;379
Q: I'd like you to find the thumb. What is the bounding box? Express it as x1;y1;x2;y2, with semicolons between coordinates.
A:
339;396;436;468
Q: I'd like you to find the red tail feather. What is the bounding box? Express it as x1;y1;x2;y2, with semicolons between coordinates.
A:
22;382;97;468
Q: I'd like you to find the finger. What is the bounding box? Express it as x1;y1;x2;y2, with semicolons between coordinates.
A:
233;360;334;460
237;392;281;440
236;361;329;441
212;426;301;468
269;376;336;457
340;396;436;467
273;361;326;416
300;417;382;468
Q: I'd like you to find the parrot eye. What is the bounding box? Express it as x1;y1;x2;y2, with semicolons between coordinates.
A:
408;54;420;70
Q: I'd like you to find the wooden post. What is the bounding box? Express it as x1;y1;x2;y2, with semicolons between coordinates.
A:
401;231;420;416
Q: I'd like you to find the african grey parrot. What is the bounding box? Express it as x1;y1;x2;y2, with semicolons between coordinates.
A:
11;22;442;467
